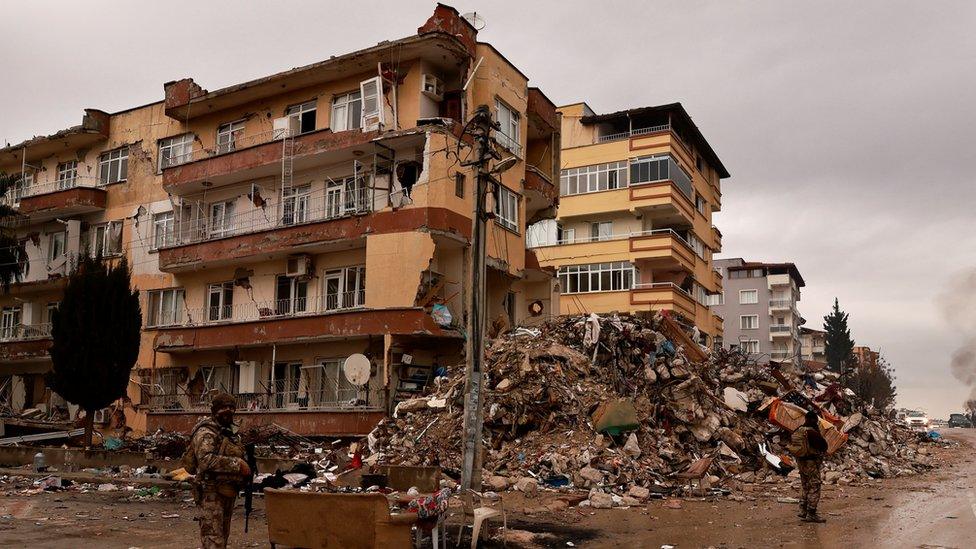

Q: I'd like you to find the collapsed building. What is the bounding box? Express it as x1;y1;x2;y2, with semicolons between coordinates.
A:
0;4;561;437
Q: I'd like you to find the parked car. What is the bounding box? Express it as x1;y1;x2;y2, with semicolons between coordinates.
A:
948;413;973;428
903;410;929;430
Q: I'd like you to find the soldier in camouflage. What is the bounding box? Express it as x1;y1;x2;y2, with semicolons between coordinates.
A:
189;392;250;549
789;410;829;523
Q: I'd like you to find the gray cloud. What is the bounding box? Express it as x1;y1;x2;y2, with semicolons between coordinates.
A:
2;0;974;417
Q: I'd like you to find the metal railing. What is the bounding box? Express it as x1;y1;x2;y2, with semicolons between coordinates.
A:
153;292;366;328
769;324;792;333
146;378;365;413
770;350;792;360
160;177;372;248
631;281;693;299
0;323;52;342
162;130;283;167
596;124;672;144
546;228;693;248
769;299;793;309
1;176;104;206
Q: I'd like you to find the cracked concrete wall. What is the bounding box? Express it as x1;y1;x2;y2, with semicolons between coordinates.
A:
364;232;435;309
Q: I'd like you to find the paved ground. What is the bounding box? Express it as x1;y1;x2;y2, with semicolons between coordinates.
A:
0;429;972;548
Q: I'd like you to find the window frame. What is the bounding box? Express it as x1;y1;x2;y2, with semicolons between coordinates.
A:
558;262;637;294
331;91;363;132
56;161;78;189
158;133;195;170
739;289;759;304
742;340;760;354
48;232;66;262
739;314;759;330
207;281;235;322
493;184;520;233
286;100;318;135
494;98;521;155
216;120;245;154
98;147;129;185
454;173;465;198
559;161;628;196
359;77;384;130
146;288;185;327
152;211;175;250
91;221;123;257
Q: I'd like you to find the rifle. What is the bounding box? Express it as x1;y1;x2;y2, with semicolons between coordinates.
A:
244;442;257;533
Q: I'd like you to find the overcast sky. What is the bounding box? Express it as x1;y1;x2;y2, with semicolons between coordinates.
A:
3;1;974;417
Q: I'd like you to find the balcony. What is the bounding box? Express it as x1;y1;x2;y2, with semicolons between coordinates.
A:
8;176;107;219
146;378;370;414
534;229;695;274
770;324;792;338
629;230;696;273
630;282;697;320
161;127;384;195
711;226;722;253
0;323;53;363
770;350;792;361
769;299;793;310
523;165;558;220
152;305;458;353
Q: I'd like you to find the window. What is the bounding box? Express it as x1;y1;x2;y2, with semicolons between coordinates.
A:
45;302;59;324
91;221;123;257
740;315;759;330
494;99;521;155
560;161;628;196
209;201;235;237
275;275;308;315
323;266;366;311
493;185;519;232
99;147;128;185
629;154;692;199
454;173;465;198
695;155;704;172
56;161;78;189
282;185;311;225
216;121;245;154
730;268;763;279
695;193;708;215
152;211;175;249
6;172;31;203
687;233;705;258
557;226;576;244
0;307;22;340
741;340;760;354
590;221;613;241
558;262;637;294
147;288;185;327
286;101;317;134
48;232;66;262
331;91;362;132
159;134;194;170
207;282;234;322
302;358;358;407
739;290;758;304
706;291;725;306
693;283;709;306
359;77;384;130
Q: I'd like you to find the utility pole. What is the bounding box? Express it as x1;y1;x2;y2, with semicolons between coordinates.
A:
460;105;497;497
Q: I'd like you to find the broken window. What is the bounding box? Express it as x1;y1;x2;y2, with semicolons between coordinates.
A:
216;120;245;154
48;232;65;262
494;99;521;155
147;288;185;327
91;221;123;257
360;77;384;130
323;266;366;311
493;184;519;232
331;91;362;132
286;100;317;135
282;184;311;225
98;147;128;185
152;211;175;249
275;275;308;315
158;134;195;170
207;282;234;322
209;201;236;237
0;307;22;340
56;161;77;189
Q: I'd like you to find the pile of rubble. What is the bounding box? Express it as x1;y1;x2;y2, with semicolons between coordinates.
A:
370;313;946;506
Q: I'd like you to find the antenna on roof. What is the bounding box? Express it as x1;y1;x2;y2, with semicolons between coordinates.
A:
462;11;487;30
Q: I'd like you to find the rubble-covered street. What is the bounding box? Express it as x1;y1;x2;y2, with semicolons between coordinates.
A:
0;430;971;548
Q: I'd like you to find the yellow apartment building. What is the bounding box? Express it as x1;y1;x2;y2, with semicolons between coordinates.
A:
0;5;560;436
530;102;729;346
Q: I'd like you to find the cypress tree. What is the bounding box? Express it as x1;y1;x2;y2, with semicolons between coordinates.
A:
823;298;856;376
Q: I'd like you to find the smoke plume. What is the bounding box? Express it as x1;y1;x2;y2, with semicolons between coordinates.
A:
938;269;976;407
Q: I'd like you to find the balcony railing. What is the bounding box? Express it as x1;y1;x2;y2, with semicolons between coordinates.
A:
632;281;693;299
2;176;105;206
769;324;792;333
146;379;366;413
149;292;366;328
0;323;52;342
162;130;285;167
596;124;672;144
535;228;693;249
159;177;372;248
770;350;792;360
769;299;793;309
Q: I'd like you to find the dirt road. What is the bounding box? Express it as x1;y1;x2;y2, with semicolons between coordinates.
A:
0;430;971;548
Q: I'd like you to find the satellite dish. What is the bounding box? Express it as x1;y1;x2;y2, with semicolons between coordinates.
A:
462;11;487;30
343;354;371;386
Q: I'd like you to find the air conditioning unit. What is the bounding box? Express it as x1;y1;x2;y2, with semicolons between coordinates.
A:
421;74;444;101
272;116;301;139
286;254;312;277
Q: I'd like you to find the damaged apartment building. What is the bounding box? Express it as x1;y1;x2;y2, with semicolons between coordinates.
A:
528;103;729;347
0;4;561;436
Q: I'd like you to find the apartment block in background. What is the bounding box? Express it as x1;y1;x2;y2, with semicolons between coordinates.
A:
0;5;560;436
800;327;827;368
853;346;880;370
528;102;729;346
711;258;805;365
